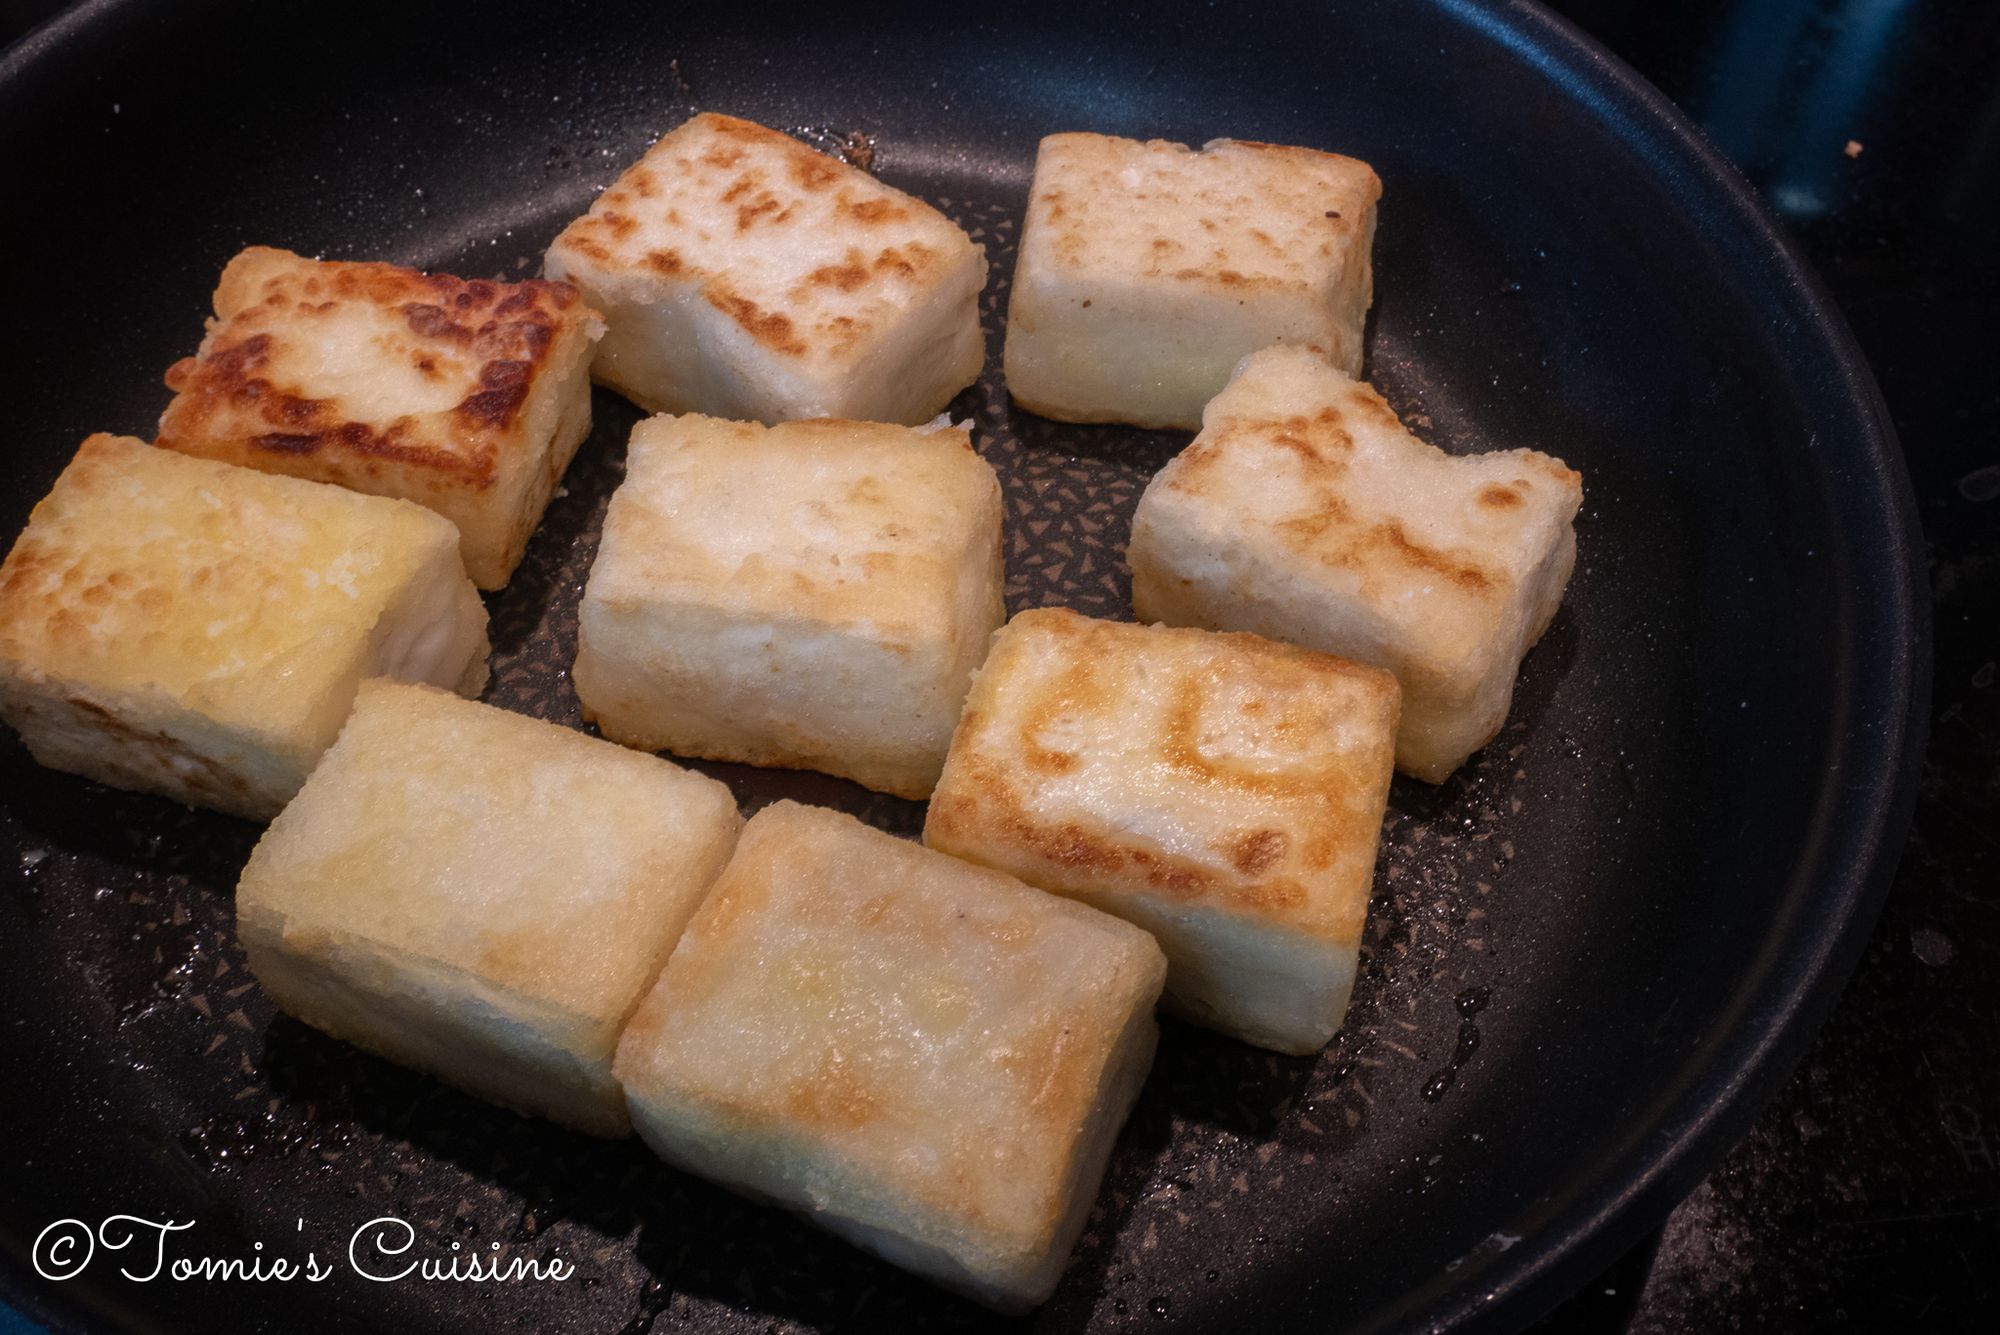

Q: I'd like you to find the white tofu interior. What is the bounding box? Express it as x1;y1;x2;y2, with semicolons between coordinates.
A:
362;545;492;697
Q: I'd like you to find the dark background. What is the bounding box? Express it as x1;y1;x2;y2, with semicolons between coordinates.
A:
1;0;1993;1330
1529;1;2000;1329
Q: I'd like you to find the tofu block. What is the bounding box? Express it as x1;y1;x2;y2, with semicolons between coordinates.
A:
613;801;1166;1311
544;113;986;426
237;681;742;1137
0;436;489;821
1003;131;1381;429
156;246;603;588
924;608;1399;1055
574;413;1004;798
1129;345;1584;781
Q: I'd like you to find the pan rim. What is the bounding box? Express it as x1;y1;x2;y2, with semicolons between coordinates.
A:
0;1;1932;1331
1357;2;1930;1330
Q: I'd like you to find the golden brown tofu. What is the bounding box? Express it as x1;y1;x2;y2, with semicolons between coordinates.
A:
0;435;489;820
156;246;603;588
544;113;986;425
614;801;1166;1310
237;681;742;1137
925;608;1400;1054
1129;345;1583;781
1004;132;1381;429
574;413;1004;798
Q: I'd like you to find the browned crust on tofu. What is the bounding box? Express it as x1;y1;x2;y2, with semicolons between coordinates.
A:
704;114;847;189
701;282;808;356
925;611;1400;938
930;745;1327;920
157;248;589;490
549;114;977;366
837;193;911;225
1170;383;1503;596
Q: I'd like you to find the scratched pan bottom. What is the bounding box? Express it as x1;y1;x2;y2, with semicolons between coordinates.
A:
0;2;1924;1333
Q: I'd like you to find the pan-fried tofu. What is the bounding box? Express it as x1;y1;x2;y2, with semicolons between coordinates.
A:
614;801;1165;1311
1003;131;1381;429
544;113;986;426
156;246;603;589
573;413;1004;798
237;681;741;1137
0;436;489;821
1129;345;1583;782
924;609;1399;1055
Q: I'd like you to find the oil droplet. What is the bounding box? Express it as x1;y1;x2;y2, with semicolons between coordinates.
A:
1422;1010;1486;1102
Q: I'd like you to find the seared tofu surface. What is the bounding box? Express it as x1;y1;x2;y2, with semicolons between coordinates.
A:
615;801;1166;1310
925;608;1400;1053
1129;345;1582;781
156;246;602;588
1004;131;1380;429
236;681;742;1137
574;412;1004;798
545;113;985;426
0;435;488;819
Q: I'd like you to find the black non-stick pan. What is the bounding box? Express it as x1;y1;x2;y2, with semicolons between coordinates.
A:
0;1;1927;1331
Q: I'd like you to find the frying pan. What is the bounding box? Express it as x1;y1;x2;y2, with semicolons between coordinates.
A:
0;0;1927;1331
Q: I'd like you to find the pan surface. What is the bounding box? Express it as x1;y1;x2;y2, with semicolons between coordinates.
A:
0;1;1925;1331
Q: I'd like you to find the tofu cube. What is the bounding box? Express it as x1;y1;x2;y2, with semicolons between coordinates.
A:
156;246;603;589
237;681;742;1137
574;413;1004;798
1129;345;1583;781
613;801;1166;1311
544;113;986;426
1003;131;1381;429
924;608;1399;1055
0;436;489;821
